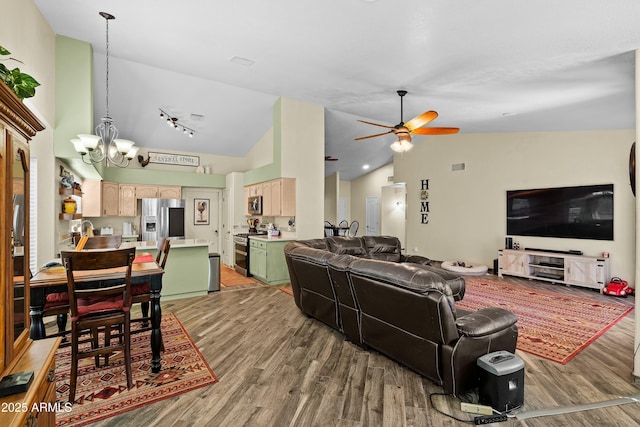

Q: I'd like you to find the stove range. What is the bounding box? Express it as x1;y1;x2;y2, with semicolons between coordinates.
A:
233;231;268;276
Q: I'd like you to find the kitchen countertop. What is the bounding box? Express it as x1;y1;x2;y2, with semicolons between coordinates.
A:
248;235;296;242
120;239;211;250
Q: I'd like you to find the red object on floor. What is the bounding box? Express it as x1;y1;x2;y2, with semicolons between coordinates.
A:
603;277;634;297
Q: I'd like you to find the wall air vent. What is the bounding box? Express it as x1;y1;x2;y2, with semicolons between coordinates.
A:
388;176;394;182
451;162;466;172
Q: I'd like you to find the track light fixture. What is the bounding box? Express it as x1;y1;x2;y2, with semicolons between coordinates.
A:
159;108;195;137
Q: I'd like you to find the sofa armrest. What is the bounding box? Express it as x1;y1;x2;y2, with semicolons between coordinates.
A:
401;254;432;265
455;307;517;337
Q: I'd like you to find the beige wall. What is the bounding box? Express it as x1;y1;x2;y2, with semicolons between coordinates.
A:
280;98;325;239
3;0;57;265
244;127;274;170
393;129;635;284
324;172;338;224
350;163;394;234
339;180;351;222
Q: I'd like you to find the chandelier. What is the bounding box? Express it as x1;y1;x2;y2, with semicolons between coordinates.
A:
70;12;138;167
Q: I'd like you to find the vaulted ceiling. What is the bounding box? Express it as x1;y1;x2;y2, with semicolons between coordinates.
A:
35;0;639;180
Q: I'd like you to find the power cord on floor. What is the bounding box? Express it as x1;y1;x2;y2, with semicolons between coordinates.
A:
428;392;475;424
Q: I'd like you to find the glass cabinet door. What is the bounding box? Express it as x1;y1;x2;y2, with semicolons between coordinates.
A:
11;138;29;347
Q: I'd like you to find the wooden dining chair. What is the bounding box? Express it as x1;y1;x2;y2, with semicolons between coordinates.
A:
82;235;122;250
131;238;171;329
60;247;136;404
43;234;124;340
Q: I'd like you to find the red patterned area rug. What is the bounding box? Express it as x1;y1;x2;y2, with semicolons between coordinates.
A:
55;313;218;427
456;277;633;364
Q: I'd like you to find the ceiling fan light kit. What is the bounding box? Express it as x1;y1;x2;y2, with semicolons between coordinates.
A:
355;90;460;153
159;108;195;137
70;12;139;167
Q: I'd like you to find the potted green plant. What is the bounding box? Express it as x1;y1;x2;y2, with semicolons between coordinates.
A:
0;45;40;100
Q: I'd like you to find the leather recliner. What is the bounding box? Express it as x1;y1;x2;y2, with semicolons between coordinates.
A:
283;235;518;396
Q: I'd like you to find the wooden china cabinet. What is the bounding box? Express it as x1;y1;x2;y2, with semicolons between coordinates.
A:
0;83;61;426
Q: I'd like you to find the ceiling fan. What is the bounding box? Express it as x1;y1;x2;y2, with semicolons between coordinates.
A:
355;90;459;152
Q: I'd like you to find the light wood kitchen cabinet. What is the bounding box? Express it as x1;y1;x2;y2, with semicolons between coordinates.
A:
83;180;119;217
102;182;119;216
263;178;295;217
135;185;181;199
245;178;295;217
136;184;159;199
262;182;274;216
119;184;137;216
158;185;181;198
280;178;296;217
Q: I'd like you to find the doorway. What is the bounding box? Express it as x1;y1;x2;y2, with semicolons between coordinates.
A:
183;188;221;254
365;196;380;235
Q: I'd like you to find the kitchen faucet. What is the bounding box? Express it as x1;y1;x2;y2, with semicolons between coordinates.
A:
80;220;94;236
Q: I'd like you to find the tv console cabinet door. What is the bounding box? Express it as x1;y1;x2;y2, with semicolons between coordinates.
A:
565;257;607;290
499;250;527;277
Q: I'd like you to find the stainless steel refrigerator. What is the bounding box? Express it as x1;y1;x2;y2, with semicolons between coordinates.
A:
141;198;186;241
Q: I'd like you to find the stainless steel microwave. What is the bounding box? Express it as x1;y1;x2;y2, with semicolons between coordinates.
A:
248;196;262;215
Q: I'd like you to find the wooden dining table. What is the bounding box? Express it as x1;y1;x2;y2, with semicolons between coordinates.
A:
28;257;165;373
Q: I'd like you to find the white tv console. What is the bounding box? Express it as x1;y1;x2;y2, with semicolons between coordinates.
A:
498;249;610;291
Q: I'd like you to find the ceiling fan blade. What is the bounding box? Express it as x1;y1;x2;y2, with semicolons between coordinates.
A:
411;127;460;135
357;119;395;129
354;130;394;141
404;111;438;131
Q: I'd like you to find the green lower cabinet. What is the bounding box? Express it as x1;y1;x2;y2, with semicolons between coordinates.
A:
248;238;290;285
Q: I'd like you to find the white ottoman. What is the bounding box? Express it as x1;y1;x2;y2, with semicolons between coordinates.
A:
441;260;489;275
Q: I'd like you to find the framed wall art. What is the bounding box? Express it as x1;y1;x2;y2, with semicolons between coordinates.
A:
194;198;210;225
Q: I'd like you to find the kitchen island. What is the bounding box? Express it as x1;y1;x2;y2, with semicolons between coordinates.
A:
121;239;210;300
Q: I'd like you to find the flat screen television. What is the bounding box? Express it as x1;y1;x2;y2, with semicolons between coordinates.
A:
506;184;613;240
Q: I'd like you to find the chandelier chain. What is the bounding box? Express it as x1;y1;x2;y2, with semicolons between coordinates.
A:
105;15;110;118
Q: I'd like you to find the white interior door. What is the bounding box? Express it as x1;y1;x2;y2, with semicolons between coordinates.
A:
365;196;380;236
184;188;221;254
338;197;347;223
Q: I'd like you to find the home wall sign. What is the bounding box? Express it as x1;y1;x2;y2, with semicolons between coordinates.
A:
147;151;200;167
419;179;430;224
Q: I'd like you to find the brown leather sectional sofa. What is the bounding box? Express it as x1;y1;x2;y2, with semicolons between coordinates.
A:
284;235;518;396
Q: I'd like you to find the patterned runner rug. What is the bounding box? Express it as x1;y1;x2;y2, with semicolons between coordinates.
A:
55;313;218;427
456;277;633;364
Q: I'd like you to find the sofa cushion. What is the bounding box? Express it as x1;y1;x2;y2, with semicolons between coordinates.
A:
294;238;329;250
327;237;367;256
362;235;402;262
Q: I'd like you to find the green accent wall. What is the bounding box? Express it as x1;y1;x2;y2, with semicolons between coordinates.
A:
103;168;226;188
244;97;282;185
54;36;93;158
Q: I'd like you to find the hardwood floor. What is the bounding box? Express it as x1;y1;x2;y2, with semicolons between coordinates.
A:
77;274;639;426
